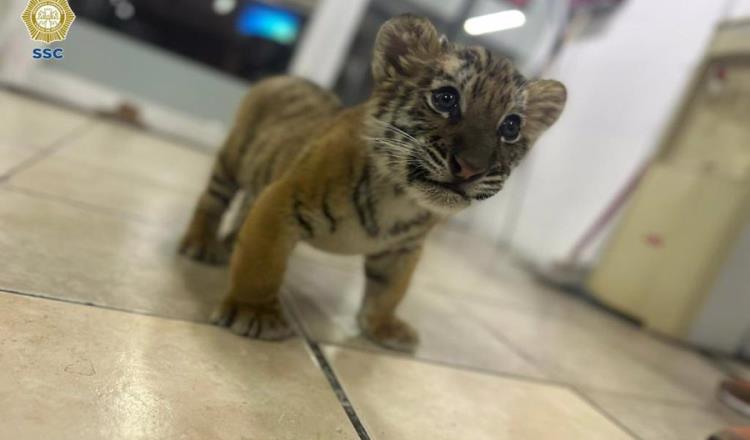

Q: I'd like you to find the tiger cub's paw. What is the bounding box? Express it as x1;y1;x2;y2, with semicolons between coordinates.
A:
211;299;295;341
359;315;420;353
178;233;231;265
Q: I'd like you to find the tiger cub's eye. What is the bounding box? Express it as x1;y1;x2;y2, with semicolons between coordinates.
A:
498;114;522;143
431;87;460;113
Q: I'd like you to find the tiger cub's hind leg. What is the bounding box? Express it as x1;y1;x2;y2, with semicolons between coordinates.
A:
179;150;238;265
180;87;267;265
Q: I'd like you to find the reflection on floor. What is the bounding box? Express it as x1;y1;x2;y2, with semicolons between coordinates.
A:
0;90;747;439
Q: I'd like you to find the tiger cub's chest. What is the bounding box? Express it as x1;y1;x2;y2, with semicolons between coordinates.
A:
306;184;435;255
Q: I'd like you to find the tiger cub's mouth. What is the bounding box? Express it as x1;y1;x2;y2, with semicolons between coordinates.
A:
406;162;470;199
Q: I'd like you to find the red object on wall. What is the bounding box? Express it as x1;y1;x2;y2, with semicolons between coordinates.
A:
644;233;664;248
716;65;728;80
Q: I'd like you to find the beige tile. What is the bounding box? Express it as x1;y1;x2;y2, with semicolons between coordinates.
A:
468;302;723;403
324;346;633;440
288;228;720;393
0;143;36;177
10;154;200;225
407;227;584;316
285;245;547;379
8;120;215;224
585;391;749;440
542;301;729;404
0;90;91;148
411;241;725;404
0;292;357;440
0;189;226;321
615;334;727;404
293;225;574;313
284;228;573;380
52;121;214;192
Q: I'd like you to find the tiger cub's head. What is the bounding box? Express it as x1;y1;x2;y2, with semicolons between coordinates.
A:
365;14;566;214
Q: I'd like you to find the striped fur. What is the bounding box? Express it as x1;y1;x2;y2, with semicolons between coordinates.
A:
179;15;566;351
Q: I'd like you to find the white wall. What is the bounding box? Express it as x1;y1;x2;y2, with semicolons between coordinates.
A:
496;0;749;267
289;0;370;88
729;0;750;18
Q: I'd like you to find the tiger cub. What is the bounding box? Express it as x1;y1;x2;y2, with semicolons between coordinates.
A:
179;14;566;352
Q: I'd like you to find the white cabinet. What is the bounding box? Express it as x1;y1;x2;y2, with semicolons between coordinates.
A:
587;21;750;353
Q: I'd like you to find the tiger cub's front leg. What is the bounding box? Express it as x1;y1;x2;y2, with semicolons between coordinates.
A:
211;180;300;340
358;247;423;352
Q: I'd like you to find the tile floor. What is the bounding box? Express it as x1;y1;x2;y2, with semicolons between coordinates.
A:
1;89;748;439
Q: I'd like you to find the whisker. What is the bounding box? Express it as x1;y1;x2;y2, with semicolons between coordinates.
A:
370;120;421;144
364;134;447;176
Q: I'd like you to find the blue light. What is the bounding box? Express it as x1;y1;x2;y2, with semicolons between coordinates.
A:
236;4;301;45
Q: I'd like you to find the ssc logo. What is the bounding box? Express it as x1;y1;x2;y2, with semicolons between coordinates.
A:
32;48;64;59
21;0;76;44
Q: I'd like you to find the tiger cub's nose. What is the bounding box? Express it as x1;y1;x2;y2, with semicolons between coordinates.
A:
449;154;486;181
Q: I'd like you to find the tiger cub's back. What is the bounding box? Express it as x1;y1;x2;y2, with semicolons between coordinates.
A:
235;76;343;195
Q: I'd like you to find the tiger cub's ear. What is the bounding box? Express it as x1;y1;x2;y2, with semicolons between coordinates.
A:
372;14;444;83
524;79;567;140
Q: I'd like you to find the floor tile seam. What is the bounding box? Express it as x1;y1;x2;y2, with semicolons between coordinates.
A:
1;185;186;234
1;285;715;440
279;289;554;385
320;340;724;409
612;346;730;403
574;385;730;411
20;150;206;197
1;286;374;437
0;119;97;183
0;287;210;325
452;293;724;403
570;387;644;440
321;339;579;388
317;338;644;440
283;295;372;440
447;296;553;374
305;341;373;440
